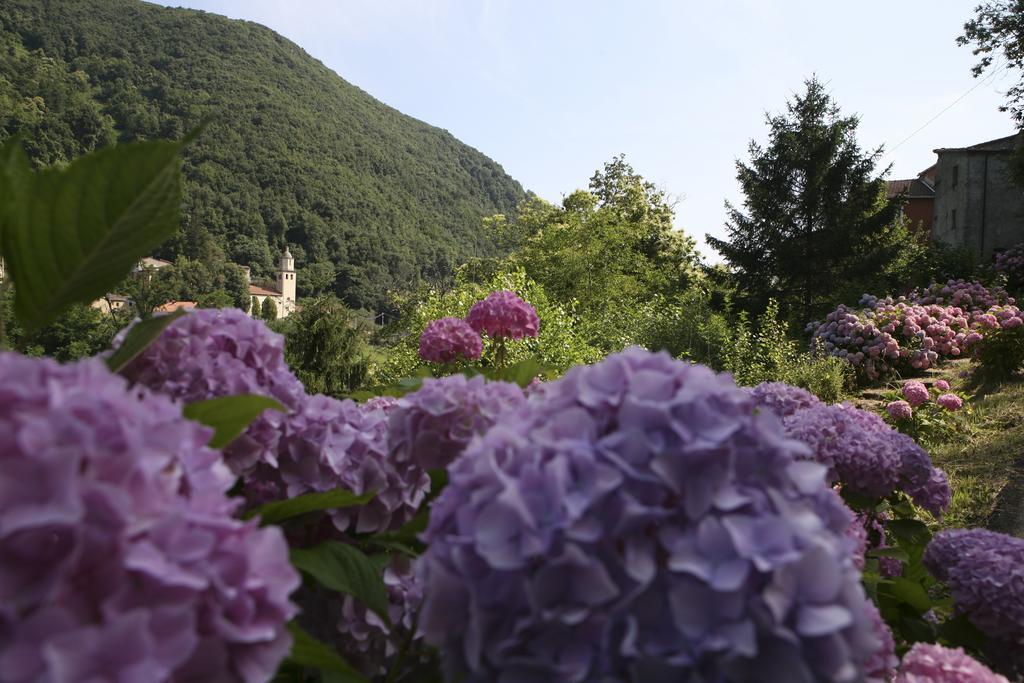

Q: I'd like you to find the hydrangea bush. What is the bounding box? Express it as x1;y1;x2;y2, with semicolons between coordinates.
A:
419;348;887;681
0;353;299;682
882;380;971;445
808;280;1019;380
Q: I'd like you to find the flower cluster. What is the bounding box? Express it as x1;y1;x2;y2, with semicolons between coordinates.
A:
924;529;1024;646
809;281;1017;379
902;381;929;407
895;643;1008;683
418;348;886;681
115;308;305;474
418;317;483;364
994;242;1024;287
0;353;299;682
387;374;527;470
911;279;1013;312
776;401;951;516
750;381;823;417
466;290;540;340
248;393;430;534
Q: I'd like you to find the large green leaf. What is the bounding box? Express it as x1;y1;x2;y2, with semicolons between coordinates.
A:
284;623;368;683
2;138;185;332
290;541;390;624
105;308;187;373
182;394;287;449
888;577;932;613
245;488;375;525
0;138;30;243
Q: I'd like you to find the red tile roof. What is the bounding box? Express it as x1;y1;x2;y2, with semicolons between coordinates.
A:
248;285;281;297
155;301;197;313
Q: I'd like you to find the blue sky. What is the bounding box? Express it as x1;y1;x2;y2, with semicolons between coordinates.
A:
159;0;1016;260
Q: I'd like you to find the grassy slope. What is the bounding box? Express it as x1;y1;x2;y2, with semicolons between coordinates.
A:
854;361;1024;532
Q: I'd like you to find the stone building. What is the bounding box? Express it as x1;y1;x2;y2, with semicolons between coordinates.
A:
931;134;1024;256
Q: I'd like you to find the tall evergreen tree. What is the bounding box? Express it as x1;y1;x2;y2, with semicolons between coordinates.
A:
261;297;278;321
707;79;902;320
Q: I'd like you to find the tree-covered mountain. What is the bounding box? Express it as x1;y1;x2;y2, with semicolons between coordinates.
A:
0;0;526;310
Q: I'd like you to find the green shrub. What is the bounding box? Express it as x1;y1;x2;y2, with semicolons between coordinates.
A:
974;323;1024;378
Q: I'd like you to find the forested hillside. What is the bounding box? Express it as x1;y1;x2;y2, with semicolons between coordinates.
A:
0;0;526;310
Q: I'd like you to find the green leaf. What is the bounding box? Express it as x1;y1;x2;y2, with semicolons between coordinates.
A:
183;394;287;449
290;541;390;624
866;546;910;562
246;488;375;525
939;614;987;651
2;138;186;332
886;519;932;545
889;577;932;612
105;308;188;373
0;137;30;240
503;356;546;387
285;623;369;683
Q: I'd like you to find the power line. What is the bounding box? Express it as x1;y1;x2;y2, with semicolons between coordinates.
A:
884;61;1010;159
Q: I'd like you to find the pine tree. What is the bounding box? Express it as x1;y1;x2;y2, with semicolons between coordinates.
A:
707;78;902;321
249;296;258;315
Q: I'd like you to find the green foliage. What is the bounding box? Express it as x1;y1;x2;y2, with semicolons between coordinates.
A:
282;624;368;683
244;489;377;526
250;295;258;315
722;300;852;402
0;0;525;311
182;394;286;449
120;256;249;315
882;386;972;447
0;135;184;332
974;321;1024;378
707;78;904;323
279;295;371;396
2;292;126;360
959;1;1024;126
261;296;278;321
493;156;702;352
289;542;390;624
372;267;601;384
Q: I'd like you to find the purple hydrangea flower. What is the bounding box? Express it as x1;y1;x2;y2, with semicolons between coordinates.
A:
388;375;527;470
0;353;299;683
751;381;823;417
937;393;964;411
418;317;483;364
781;403;950;515
902;381;930;407
247;394;430;534
864;601;898;681
935;379;951;392
465;290;540;340
417;348;885;681
895;643;1008;683
887;400;913;421
113;308;305;475
924;529;1024;643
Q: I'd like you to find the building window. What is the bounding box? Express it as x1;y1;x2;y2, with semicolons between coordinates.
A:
952;164;959;188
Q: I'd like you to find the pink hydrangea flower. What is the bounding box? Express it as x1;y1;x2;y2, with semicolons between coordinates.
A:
465;290;540;340
887;400;913;421
935;380;951;391
895;643;1008;683
902;381;930;407
936;393;964;412
418;317;483;364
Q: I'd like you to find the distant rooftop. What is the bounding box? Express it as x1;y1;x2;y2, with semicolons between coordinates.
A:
249;285;281;297
886;177;935;199
155;301;196;313
934;133;1020;154
136;256;173;270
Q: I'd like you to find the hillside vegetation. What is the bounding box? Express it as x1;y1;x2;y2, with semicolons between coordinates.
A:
0;0;525;310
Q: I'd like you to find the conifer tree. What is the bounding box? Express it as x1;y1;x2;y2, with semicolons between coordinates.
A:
261;296;277;321
707;78;902;321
